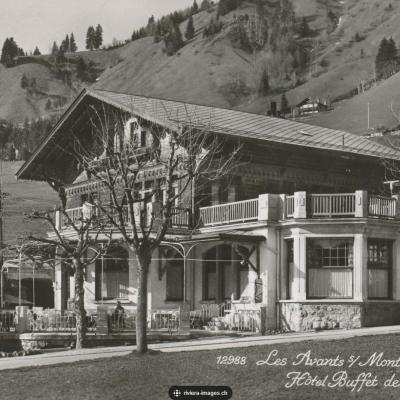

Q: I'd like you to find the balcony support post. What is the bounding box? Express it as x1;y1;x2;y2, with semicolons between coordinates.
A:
355;190;368;218
293;192;307;219
258;194;280;221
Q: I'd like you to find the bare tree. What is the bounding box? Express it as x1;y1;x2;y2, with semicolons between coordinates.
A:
26;202;112;349
60;102;241;353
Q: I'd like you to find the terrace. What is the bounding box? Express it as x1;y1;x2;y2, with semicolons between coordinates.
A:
55;191;399;233
198;191;399;227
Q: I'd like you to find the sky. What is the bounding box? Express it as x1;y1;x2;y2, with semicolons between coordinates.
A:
0;0;195;54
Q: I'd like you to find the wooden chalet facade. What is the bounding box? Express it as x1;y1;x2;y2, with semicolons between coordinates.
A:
16;88;400;332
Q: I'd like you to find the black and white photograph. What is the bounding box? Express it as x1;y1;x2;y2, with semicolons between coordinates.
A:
1;0;400;399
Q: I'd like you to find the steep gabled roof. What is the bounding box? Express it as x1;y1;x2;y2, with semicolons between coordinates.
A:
17;88;400;181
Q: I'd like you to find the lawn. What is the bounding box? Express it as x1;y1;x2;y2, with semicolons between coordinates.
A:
2;335;400;399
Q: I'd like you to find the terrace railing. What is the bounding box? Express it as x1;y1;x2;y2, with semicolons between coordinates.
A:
368;195;397;218
199;198;258;227
109;308;181;333
59;204;190;230
307;193;356;217
225;309;261;333
286;195;295;218
189;301;232;329
28;311;97;332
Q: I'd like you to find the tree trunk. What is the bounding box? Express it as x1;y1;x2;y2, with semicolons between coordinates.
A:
136;251;150;353
74;258;86;350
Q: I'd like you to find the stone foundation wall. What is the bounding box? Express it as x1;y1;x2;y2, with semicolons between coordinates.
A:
280;302;363;331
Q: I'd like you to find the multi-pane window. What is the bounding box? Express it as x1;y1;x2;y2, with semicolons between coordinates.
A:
368;239;392;299
307;238;353;299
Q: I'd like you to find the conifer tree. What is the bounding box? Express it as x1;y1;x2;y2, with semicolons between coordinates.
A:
86;26;96;50
164;22;183;55
1;37;22;67
33;46;41;56
185;15;195;40
192;0;199;13
259;68;270;96
70;33;78;52
280;93;290;115
61;34;70;52
51;41;59;56
94;24;103;49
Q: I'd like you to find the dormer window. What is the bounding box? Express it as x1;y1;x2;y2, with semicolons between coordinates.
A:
123;118;148;150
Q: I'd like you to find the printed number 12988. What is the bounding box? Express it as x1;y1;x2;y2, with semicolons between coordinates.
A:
217;356;247;365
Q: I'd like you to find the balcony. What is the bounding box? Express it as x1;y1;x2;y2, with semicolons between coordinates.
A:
198;191;399;228
56;203;191;231
55;191;400;232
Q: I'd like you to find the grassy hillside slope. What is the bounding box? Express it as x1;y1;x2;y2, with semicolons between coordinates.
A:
1;0;400;131
1;162;59;245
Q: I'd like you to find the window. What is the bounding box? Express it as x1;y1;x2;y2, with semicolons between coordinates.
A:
203;245;234;301
307;238;353;298
95;247;129;300
368;239;392;299
166;259;184;301
204;263;217;300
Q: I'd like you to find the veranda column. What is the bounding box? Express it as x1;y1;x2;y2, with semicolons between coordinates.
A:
259;227;277;329
353;234;368;301
291;234;307;300
54;252;64;310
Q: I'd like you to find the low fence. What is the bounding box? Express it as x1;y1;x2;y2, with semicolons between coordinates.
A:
189;301;262;333
225;309;261;333
14;304;262;335
189;301;231;329
108;308;181;333
28;311;97;333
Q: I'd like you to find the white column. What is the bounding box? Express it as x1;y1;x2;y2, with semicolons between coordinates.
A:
259;228;277;329
54;255;63;310
293;192;307;219
84;263;96;306
355;191;368;218
291;234;307;300
353;234;367;301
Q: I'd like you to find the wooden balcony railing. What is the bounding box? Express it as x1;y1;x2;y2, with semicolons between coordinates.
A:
60;204;190;230
199;198;259;227
307;193;356;217
368;195;397;218
57;191;400;232
286;195;295;218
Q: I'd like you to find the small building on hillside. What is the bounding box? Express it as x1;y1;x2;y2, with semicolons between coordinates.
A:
296;97;329;116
